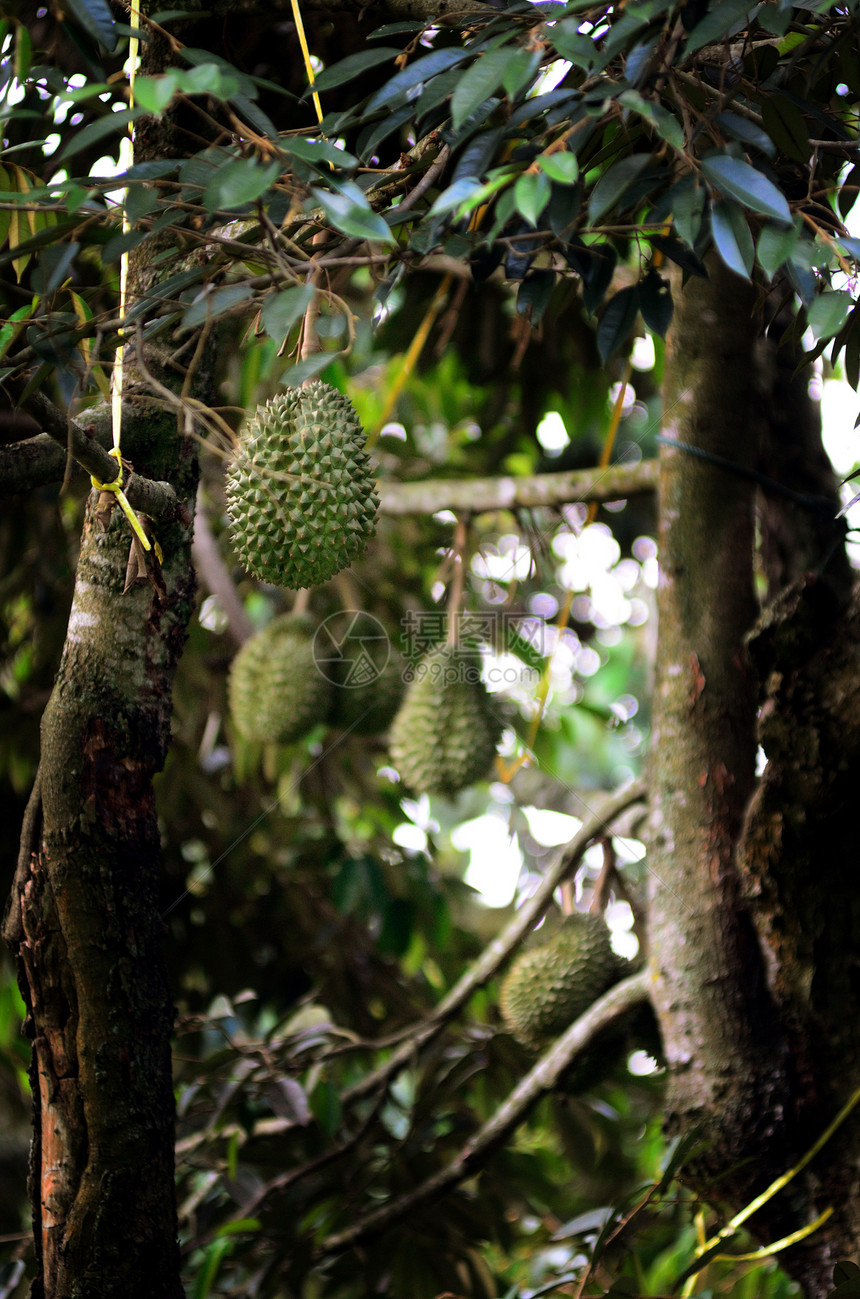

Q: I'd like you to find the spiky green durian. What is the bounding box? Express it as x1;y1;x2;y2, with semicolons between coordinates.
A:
388;643;503;796
225;384;379;590
500;914;625;1050
228;615;332;744
328;649;407;735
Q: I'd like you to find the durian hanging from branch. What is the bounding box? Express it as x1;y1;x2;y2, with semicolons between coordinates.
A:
389;517;504;797
225;382;379;590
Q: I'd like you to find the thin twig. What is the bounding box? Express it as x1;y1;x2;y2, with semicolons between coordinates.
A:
191;489;254;649
319;970;652;1256
341;779;647;1105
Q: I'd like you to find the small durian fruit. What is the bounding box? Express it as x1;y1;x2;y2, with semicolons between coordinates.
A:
388;643;503;796
329;650;407;736
225;383;379;590
500;913;626;1050
228;615;332;744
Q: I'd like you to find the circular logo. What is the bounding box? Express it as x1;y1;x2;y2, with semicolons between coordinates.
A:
313;611;391;688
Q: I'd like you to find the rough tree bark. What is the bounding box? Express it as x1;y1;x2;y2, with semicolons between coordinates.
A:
1;11;207;1296
649;259;860;1294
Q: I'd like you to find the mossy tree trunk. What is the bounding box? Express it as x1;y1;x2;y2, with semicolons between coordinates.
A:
1;13;207;1296
649;259;860;1294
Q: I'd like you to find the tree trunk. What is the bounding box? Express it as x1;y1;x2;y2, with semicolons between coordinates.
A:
2;13;204;1292
649;259;860;1293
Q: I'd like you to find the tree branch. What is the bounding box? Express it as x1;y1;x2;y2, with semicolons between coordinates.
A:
378;460;657;517
211;0;494;20
0;391;185;522
341;779;647;1103
319;969;652;1256
191;488;254;649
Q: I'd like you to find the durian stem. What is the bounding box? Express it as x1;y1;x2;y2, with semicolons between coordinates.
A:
318;970;652;1258
446;515;469;647
299;236;328;375
341;779;647;1104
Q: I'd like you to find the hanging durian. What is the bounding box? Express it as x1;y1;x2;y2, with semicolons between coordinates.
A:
226;384;379;590
388;643;502;796
499;913;627;1050
228;615;332;744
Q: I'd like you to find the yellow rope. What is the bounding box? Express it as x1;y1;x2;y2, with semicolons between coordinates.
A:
681;1083;860;1293
496;360;633;783
103;0;151;553
290;0;324;126
368;275;452;447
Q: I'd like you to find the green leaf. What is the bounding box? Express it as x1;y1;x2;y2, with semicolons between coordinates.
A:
672;176;706;249
538;152;579;185
552;23;599;69
283;136;357;170
714;110;775;158
428;178;481;218
619;90;684;150
501;47;542;99
761;94;811;165
710;200;754;279
839;164;860;220
451;48;517;131
365;48;471;114
203;158;281;212
836;236;860;263
134;75;180;115
310;1079;342;1137
597;286;639;363
685;0;753;52
517;269;556;322
701;155;791;224
0;299;37;362
64;0;117;49
311;48;401;94
312;183;397;247
181;283;254;331
514;170;551;226
807;290;853;341
57;109;143;163
588;154;651;223
177;63;242;100
639;271;673;337
14;23;32;82
756;218;800;277
261;285;315;340
193;1234;233;1299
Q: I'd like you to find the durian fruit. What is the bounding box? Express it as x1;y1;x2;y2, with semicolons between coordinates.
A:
388;643;503;796
328;649;407;735
225;383;379;590
228;615;332;744
500;913;627;1050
